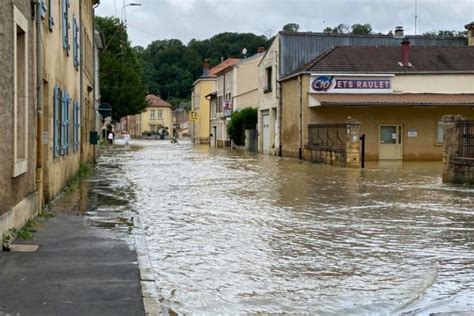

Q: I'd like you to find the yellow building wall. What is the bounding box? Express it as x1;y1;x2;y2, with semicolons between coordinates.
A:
191;79;215;143
281;75;474;161
41;0;87;201
139;107;173;135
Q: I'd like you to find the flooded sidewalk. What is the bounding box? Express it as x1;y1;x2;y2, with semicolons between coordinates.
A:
0;152;147;316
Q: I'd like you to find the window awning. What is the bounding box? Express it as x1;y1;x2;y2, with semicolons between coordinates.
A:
309;93;474;107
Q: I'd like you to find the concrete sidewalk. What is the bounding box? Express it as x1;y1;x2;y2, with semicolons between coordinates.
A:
0;196;146;315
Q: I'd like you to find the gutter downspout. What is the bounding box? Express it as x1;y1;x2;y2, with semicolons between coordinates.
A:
35;0;44;211
79;0;85;163
298;74;303;160
277;40;282;157
92;1;100;161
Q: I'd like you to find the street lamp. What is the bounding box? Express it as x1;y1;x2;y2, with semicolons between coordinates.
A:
121;2;141;25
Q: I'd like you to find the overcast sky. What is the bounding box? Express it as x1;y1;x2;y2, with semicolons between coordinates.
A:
96;0;474;48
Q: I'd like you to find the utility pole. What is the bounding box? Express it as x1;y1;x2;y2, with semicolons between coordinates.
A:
414;0;418;35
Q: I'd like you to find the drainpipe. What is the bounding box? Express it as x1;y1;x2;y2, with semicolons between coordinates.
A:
298;74;303;159
79;0;85;163
35;0;44;212
92;1;99;161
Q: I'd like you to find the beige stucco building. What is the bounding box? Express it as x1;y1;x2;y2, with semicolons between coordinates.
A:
280;43;474;162
0;0;100;240
0;0;38;239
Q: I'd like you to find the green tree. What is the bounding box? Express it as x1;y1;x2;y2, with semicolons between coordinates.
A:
282;23;300;32
351;23;372;35
96;16;147;121
227;108;258;146
423;30;467;37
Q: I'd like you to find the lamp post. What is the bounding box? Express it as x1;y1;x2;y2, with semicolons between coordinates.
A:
121;2;141;26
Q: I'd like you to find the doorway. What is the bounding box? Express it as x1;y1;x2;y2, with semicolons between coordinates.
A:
379;125;403;160
262;113;270;154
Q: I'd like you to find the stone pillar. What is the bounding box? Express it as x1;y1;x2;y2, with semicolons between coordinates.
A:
442;115;464;183
346;117;361;168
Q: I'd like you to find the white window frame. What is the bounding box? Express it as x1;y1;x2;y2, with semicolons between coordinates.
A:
437;121;446;144
150;110;155;120
157;110;163;120
13;6;29;177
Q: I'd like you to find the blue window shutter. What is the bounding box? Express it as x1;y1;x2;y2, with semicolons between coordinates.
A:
48;0;54;32
62;0;69;52
74;101;80;151
53;85;59;158
40;0;47;19
73;17;79;69
65;93;70;154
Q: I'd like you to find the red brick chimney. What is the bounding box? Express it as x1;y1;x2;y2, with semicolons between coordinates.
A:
400;38;411;67
202;59;210;77
257;47;266;53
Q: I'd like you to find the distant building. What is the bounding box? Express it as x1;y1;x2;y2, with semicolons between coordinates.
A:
258;29;469;156
214;58;241;147
173;108;189;138
280;41;474;161
131;94;173;137
190;60;229;144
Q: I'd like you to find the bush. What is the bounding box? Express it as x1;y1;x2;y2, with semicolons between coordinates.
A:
227;107;257;146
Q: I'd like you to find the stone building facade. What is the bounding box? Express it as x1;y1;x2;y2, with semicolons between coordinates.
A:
0;0;101;243
0;0;38;240
280;44;474;163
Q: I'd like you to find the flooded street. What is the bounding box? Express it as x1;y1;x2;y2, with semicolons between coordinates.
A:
96;140;474;315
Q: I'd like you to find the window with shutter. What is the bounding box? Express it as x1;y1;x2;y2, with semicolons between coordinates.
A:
40;0;47;19
73;101;80;152
48;0;54;32
73;16;79;69
62;0;70;53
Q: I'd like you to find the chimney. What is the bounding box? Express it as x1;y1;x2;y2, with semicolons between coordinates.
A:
202;59;210;77
394;26;404;38
257;47;266;53
400;38;411;67
465;22;474;46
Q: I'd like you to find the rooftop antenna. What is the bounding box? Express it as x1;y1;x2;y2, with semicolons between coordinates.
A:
414;0;418;35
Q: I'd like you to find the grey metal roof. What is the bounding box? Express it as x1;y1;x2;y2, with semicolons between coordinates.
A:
279;32;467;77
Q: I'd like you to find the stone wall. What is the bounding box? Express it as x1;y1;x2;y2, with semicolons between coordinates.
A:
442;115;474;184
303;119;361;168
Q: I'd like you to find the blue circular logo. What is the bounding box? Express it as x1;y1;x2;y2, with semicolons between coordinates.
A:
312;76;333;92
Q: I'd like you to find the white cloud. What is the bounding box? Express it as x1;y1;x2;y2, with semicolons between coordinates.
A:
95;0;474;47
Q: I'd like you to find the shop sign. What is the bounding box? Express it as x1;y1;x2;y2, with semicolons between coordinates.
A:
223;101;232;117
407;129;418;138
310;75;393;94
189;111;198;121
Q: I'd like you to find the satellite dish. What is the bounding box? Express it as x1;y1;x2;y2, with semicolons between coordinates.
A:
242;48;247;56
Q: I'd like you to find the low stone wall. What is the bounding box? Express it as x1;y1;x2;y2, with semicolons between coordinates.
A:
305;148;347;167
450;158;474;184
0;192;38;251
442;115;474;184
305;118;361;168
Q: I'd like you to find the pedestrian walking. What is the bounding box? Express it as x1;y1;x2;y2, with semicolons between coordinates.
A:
108;131;114;145
123;131;131;145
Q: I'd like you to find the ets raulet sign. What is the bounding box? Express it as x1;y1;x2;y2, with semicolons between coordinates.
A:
311;75;393;94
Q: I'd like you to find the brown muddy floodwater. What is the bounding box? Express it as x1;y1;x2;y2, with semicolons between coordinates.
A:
96;139;474;315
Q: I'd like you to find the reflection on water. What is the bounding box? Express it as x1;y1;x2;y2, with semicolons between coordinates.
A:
99;140;474;315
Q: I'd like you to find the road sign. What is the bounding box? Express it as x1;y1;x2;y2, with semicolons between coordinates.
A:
190;111;198;121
